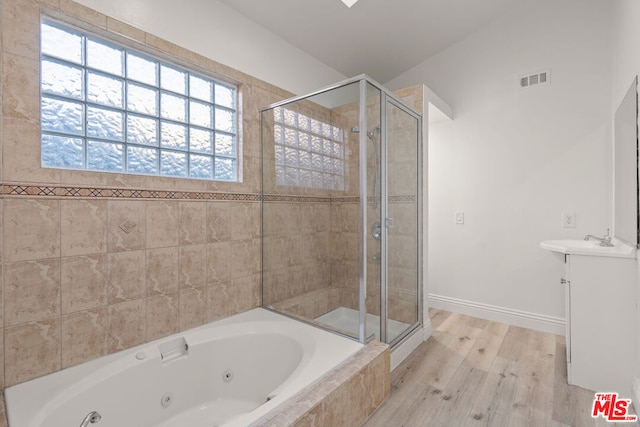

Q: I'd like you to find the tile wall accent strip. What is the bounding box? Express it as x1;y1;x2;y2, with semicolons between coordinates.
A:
1;184;261;202
262;194;331;203
1;186;414;203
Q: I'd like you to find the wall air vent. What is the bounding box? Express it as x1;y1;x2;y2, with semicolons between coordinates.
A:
520;70;550;88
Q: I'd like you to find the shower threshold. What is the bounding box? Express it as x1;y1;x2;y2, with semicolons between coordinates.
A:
315;307;410;343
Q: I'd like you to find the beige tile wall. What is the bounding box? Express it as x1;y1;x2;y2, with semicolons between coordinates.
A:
0;0;298;395
261;85;423;331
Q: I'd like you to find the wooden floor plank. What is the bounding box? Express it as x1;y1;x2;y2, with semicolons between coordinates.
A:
466;356;519;426
464;321;509;372
508;329;556;426
364;309;640;427
421;364;487;426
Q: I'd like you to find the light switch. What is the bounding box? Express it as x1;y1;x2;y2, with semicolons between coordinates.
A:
455;211;464;225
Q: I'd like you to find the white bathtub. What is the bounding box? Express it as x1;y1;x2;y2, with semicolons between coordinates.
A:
5;308;363;427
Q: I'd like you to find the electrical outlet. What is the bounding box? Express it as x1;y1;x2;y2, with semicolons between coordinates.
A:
455;211;464;225
562;212;576;228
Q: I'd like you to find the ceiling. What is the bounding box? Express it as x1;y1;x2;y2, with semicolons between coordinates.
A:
219;0;522;83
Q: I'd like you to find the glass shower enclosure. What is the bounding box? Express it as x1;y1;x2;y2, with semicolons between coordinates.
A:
260;75;422;346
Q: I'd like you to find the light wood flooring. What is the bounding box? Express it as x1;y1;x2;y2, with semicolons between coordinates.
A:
364;309;639;427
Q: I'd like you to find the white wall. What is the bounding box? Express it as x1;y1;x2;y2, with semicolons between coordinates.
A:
386;0;612;329
74;0;347;95
611;0;640;404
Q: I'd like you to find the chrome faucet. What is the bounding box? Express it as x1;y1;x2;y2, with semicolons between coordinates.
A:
584;228;614;247
79;411;101;427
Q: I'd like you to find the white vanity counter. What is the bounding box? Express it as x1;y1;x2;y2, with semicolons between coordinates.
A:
541;239;637;397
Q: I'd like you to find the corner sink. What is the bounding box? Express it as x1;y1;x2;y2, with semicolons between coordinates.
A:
540;239;636;259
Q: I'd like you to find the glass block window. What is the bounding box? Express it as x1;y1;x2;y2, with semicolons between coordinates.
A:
40;20;238;181
273;107;344;190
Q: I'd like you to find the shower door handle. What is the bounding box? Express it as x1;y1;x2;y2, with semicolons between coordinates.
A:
385;217;395;229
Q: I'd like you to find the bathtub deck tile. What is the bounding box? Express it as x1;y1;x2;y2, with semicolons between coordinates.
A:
252;340;389;427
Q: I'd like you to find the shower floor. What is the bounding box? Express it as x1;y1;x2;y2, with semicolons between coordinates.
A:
315;307;411;343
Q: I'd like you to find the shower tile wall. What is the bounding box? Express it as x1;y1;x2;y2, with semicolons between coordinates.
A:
0;0;294;394
262;99;343;320
388;86;423;325
263;84;423;330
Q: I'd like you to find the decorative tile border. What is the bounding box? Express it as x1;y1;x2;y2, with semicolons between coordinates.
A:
262;194;331;203
1;184;261;202
331;195;417;203
0;185;416;204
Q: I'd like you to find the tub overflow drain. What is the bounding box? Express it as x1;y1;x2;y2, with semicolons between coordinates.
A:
223;369;234;383
160;393;173;408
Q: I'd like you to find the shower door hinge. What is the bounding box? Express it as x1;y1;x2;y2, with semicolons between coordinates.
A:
385;217;395;229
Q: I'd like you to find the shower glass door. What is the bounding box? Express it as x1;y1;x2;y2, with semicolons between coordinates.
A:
382;97;421;344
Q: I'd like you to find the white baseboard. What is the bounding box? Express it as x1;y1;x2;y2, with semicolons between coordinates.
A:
427;294;565;335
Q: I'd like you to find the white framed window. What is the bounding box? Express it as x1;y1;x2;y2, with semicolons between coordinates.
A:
273;107;344;190
40;19;238;181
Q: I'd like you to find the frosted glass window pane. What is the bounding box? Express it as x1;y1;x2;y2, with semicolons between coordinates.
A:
273;107;283;123
190;75;213;102
190;154;213;179
87;140;124;171
88;72;123;108
323;156;333;173
322;125;332;138
312;172;323;188
40;21;238;183
127;146;158;174
41;60;83;99
285;147;298;166
161;93;187;122
215;84;234;108
161;65;186;95
41;96;83;135
285;167;298;186
127;83;158;116
334;175;344;190
190;101;212;127
298;115;310;130
215;133;234;157
311;136;322;153
299;151;311;169
87;39;123;76
300;170;312;187
127;53;157;86
274;125;284;144
42;134;83;168
284;109;296;126
87;106;124;141
190;128;213;154
333;158;344;173
161;151;187;177
298;133;310;151
215;108;234;133
311;119;322;135
284;128;297;147
215;158;235;181
323;139;332;155
276;165;285;184
41;23;82;64
275;144;284;164
127;115;158;146
311;153;323;171
333;142;343;158
160;122;187;150
333;126;343;141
